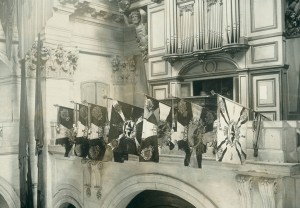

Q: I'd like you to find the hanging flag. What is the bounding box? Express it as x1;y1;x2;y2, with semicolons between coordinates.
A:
171;99;212;168
0;0;15;59
216;96;248;164
108;100;143;162
17;0;53;59
34;38;45;208
88;103;107;160
89;103;107;138
140;96;172;163
55;106;75;157
19;60;34;208
74;104;89;158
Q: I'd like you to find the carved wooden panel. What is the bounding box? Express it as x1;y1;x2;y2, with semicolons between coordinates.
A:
149;57;170;80
250;0;277;32
152;84;169;100
252;74;280;120
251;42;278;64
248;37;283;67
148;4;165;55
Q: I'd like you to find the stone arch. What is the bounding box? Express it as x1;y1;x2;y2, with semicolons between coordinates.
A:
0;176;20;208
53;184;83;208
101;173;218;208
178;57;239;76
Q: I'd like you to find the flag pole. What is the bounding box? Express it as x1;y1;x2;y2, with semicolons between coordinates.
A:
35;33;45;208
19;58;34;208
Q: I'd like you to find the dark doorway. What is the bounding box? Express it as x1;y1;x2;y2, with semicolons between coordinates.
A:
193;77;233;99
59;203;76;208
126;190;196;208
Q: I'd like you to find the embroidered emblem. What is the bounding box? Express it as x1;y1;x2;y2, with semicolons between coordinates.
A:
145;99;154;112
92;106;102;121
178;100;188;117
60;108;70;121
79;106;88;120
140;146;154;160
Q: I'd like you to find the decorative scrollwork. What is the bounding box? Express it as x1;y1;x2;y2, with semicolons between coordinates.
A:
25;43;79;78
86;186;91;197
111;55;137;84
96;187;102;200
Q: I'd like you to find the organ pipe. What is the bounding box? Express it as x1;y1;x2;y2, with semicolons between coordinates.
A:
165;0;240;54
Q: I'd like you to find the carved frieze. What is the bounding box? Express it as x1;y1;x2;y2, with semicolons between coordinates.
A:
25;43;79;79
111;55;137;84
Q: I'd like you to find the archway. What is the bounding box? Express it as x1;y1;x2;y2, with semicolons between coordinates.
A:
0;177;20;208
52;184;83;208
0;194;9;208
101;174;217;208
126;190;196;208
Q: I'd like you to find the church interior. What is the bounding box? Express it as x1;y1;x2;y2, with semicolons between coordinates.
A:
1;0;300;207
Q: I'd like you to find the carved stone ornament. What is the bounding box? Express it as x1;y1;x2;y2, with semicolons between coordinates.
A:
86;186;91;197
124;9;148;61
25;43;79;78
96;187;102;200
235;175;253;208
58;0;124;24
111;55;137;84
286;0;300;37
258;177;278;208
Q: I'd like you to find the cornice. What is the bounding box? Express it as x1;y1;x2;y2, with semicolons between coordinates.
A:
54;0;125;26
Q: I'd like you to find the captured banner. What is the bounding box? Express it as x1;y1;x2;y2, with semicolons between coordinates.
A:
216;96;248;164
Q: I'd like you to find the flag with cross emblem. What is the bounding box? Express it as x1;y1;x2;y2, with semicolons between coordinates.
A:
216;96;248;164
108;100;144;162
140;96;172;162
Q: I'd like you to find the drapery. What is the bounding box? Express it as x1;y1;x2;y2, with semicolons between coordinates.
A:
17;0;53;59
